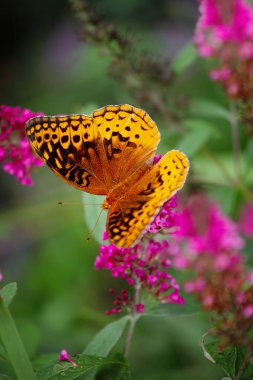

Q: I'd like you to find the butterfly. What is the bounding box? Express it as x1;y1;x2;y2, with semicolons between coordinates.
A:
26;104;189;247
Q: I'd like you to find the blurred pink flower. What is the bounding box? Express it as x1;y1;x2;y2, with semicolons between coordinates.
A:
194;0;253;101
173;194;244;258
239;203;253;237
170;194;253;347
0;105;43;185
58;349;77;368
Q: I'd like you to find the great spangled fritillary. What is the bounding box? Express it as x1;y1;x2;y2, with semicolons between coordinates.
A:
26;104;189;247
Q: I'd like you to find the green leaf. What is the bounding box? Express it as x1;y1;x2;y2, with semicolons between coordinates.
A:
172;42;197;74
205;343;237;378
96;353;131;380
177;119;216;156
82;193;107;244
189;99;231;122
36;354;130;380
32;353;58;371
84;316;129;357
204;342;253;379
0;299;36;380
0;283;17;307
0;375;14;380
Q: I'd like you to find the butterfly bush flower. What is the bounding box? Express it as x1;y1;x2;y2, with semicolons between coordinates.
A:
171;194;253;347
0;105;43;185
58;349;77;368
239;203;253;237
96;195;184;314
194;0;253;101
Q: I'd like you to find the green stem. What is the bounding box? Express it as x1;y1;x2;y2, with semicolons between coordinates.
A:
203;148;236;186
124;280;141;357
0;299;36;380
230;102;241;184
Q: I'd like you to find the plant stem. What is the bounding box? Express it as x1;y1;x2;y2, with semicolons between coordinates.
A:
230;102;241;184
203;148;236;186
124;315;137;357
124;280;141;357
0;299;36;380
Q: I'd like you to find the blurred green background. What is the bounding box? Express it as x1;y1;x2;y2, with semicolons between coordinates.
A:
0;1;223;378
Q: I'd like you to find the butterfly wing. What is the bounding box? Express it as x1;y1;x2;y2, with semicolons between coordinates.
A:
91;104;160;184
26;104;160;194
26;114;108;194
107;150;189;247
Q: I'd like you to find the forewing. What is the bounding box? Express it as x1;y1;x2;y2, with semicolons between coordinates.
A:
25;104;160;193
25;115;108;194
107;150;189;247
92;104;160;184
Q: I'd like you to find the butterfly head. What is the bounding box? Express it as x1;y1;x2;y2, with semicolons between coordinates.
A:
101;198;112;210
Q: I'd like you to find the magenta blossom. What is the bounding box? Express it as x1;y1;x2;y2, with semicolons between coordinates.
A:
96;240;183;307
168;194;253;347
239;203;253;237
194;0;253;100
105;288;145;315
58;349;77;367
0;105;43;185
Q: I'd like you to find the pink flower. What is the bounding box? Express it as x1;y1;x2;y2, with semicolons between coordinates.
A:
242;304;253;318
169;193;253;347
194;0;253;102
239;203;253;237
171;194;243;261
105;288;145;315
58;349;77;367
96;195;184;314
147;195;178;234
96;239;183;309
0;105;43;185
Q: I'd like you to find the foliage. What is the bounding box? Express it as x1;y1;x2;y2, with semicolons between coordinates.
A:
1;0;253;379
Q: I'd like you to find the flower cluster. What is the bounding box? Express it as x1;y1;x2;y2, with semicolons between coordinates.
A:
105;288;144;315
170;194;253;347
0;105;43;185
96;239;184;314
96;196;184;315
194;0;253;102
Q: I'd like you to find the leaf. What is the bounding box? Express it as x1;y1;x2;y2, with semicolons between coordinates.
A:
199;333;215;364
177;119;216;156
203;342;253;379
96;353;131;380
0;283;17;307
189;99;231;122
205;343;237;377
172;42;197;74
84;316;129;357
36;354;130;380
0;375;14;380
0;299;36;380
82;193;107;245
32;353;58;371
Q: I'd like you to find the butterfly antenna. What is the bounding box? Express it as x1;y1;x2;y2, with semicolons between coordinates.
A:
58;201;102;206
86;208;104;243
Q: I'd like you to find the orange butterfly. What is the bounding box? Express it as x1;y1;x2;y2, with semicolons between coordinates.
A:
26;104;189;247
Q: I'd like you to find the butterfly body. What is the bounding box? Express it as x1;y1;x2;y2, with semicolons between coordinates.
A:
26;104;189;247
